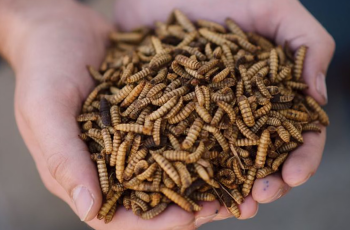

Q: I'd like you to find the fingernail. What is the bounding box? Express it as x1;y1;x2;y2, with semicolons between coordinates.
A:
195;213;217;228
72;185;94;221
316;72;328;104
171;222;195;230
293;173;312;187
249;204;259;219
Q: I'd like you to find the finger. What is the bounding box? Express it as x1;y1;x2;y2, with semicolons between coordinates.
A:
14;106;72;203
213;195;258;221
268;0;335;105
193;201;221;228
282;126;326;187
252;173;291;204
88;205;195;230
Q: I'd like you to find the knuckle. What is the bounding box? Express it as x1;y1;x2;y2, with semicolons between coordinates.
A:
325;34;336;52
46;151;70;185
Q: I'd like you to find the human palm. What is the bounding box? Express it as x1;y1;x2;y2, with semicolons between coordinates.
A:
4;0;334;229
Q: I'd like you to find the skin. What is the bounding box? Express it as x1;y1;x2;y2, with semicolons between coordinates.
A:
0;0;334;229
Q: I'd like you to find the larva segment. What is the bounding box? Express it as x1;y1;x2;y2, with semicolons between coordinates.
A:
152;118;162;146
115;140;130;183
195;86;205;106
279;109;309;122
106;85;134;104
197;58;219;75
242;167;257;197
104;203;117;224
236;138;259;146
123;148;148;181
256;167;275;179
149;53;172;71
239;65;252;96
175;54;201;70
160;187;193;212
293;45;307;81
186;141;205;163
163;150;190;161
238;95;255;127
247;60;268;78
115;124;144;134
102;128;113;154
191;192;216;201
121;81;146;107
100;98;111;126
302;123;322;133
176;31;198;48
225;18;247;40
199;28;238;51
174;9;196;32
278;142;298;152
203;125;230;153
173;162;192;193
182;118;204;150
255;129;270;169
98;192;123;219
148;96;178;121
254;102;272;118
305;96;329;126
269;49;279;83
236;118;259;140
141;203;168;220
251;115;268;133
151;152;181;187
195;104;212;123
276;125;291;143
283;121;303;143
137;163;158;181
96;154;109;194
256;76;272;99
272;153;289;171
110;105;121;129
227;201;241;218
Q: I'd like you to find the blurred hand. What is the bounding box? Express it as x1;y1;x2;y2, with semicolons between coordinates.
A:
1;0;334;229
114;0;335;227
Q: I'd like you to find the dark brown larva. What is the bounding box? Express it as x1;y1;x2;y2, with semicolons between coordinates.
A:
78;10;329;222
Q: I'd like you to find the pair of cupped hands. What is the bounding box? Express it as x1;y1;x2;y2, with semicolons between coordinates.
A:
0;0;334;229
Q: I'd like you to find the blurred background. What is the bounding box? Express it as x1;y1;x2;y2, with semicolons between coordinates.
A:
0;0;349;229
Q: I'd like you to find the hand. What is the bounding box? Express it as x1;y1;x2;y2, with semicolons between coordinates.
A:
1;1;225;230
114;0;335;227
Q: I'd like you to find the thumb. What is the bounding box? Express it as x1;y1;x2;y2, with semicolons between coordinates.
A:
16;82;103;221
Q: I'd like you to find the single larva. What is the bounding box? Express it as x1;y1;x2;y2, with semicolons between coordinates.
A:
101;128;113;154
242;167;257;197
151;152;181;187
251;115;269;133
238;95;255;127
182;118;204;150
160;187;192;212
305;96;330;126
97;192;123;219
217;101;237;125
269;49;279;83
195;103;212;123
293;45;307;81
283;121;304;143
96;154;110;195
272;153;289;171
236;118;259;141
197;58;219;75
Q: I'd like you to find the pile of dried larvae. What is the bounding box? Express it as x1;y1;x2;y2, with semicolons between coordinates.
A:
76;9;329;223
